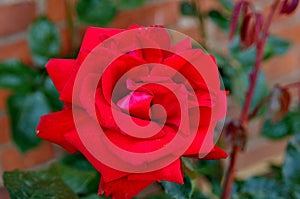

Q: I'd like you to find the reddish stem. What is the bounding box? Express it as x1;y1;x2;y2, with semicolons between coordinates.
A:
221;1;281;199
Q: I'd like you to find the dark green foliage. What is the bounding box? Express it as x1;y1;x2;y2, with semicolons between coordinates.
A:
28;17;61;66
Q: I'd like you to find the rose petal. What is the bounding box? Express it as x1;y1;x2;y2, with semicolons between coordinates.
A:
36;108;78;152
46;59;76;94
128;158;183;184
99;177;154;199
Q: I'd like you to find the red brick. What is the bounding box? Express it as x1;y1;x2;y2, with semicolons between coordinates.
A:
24;142;54;168
0;116;11;144
271;23;300;44
60;27;72;55
0;89;11;110
262;47;298;82
110;0;180;28
0;39;31;64
0;147;26;171
46;0;67;22
0;1;36;36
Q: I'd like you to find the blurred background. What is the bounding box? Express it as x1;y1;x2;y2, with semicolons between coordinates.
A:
0;0;299;198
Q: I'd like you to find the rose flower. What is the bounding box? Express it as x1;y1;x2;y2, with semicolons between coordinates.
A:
37;26;227;199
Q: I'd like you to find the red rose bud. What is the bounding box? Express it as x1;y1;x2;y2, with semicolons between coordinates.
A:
229;0;251;40
240;12;264;49
36;26;227;199
280;0;299;15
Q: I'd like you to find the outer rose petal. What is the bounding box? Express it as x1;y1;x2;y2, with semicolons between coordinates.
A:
64;128;128;182
46;59;76;94
99;177;154;199
36;109;77;152
128;158;183;184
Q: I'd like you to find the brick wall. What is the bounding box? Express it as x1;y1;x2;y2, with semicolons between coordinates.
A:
0;0;299;190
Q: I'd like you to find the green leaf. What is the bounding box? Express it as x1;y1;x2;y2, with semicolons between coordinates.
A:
161;174;193;199
48;163;100;195
76;0;117;27
196;160;223;196
180;2;197;16
42;76;63;111
191;191;210;199
232;69;269;115
236;177;289;199
7;91;51;152
0;60;37;92
28;17;61;66
262;110;300;139
3;170;79;199
60;153;96;171
230;36;290;69
283;133;300;186
81;194;107;199
264;36;290;60
115;0;145;10
208;10;230;30
216;0;234;11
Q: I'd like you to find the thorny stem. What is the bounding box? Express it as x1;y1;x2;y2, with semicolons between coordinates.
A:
221;1;281;199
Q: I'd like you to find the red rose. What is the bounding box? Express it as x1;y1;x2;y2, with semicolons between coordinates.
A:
37;26;227;199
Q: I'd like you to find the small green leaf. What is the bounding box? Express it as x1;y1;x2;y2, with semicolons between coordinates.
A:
208;10;230;30
7;91;51;152
236;177;289;199
264;36;290;60
283;133;300;186
116;0;145;10
76;0;117;27
81;194;107;199
262;110;300;139
161;174;193;199
3;170;79;199
191;191;210;199
60;153;96;171
232;69;269;115
0;60;36;92
28;17;61;66
217;0;234;11
42;76;63;111
180;2;197;16
48;163;100;195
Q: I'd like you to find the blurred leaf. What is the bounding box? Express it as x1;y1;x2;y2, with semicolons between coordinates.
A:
208;10;230;30
3;170;79;199
191;191;210;199
217;0;234;11
81;194;107;199
267;86;291;123
180;1;197;16
230;37;256;69
116;0;145;10
76;0;117;27
48;163;100;195
61;153;96;171
42;76;63;111
28;17;61;66
196;160;223;195
161;174;193;199
230;36;290;69
235;177;289;199
264;36;290;60
146;194;169;199
7;91;51;152
262;110;300;139
283;133;300;186
0;60;36;92
232;69;269;115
